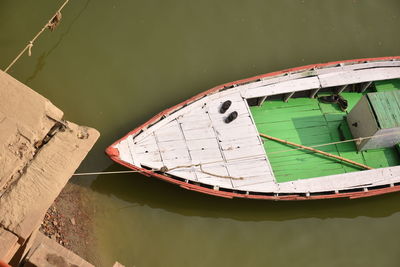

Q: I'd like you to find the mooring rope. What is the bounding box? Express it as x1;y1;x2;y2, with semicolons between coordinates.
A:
72;170;153;176
165;163;244;180
73;164;244;180
73;130;400;177
4;0;70;72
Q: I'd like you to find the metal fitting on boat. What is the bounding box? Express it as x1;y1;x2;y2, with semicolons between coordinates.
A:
159;166;169;172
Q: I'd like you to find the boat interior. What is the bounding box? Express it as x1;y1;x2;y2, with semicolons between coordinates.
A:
248;78;400;183
114;59;400;196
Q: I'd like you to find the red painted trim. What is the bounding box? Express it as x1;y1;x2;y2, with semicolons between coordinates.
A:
106;56;400;200
105;146;119;158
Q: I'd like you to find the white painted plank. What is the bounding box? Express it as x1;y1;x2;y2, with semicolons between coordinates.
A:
340;60;400;71
156;121;191;167
131;134;163;169
189;148;223;163
237;72;316;93
157;140;187;153
367;167;400;187
127;87;279;193
168;168;198;181
194;163;233;188
132;135;159;154
277;166;399;193
182;126;216;140
242;77;320;99
215;124;259;140
236;181;278;192
222;144;266;161
160;147;190;161
177;109;209;124
219;136;262;151
207;88;242;101
155;120;184;142
186;138;220;151
135;150;162;160
233;175;275;188
303;60;400;75
116;139;135;165
133;150;164;170
133;99;208;143
319;67;400;88
160;151;191;168
135;133;159;146
227;158;272;178
196;177;233;188
179;118;211;131
237;60;400;96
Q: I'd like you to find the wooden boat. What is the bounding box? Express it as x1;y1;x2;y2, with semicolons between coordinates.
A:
106;56;400;200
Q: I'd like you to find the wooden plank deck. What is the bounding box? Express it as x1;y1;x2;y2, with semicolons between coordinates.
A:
242;77;320;99
239;61;400;99
118;90;276;190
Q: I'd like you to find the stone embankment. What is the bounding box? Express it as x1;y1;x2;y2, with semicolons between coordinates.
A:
0;70;120;266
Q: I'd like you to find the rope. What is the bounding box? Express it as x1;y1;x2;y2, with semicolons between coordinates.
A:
199;164;244;180
73;164;245;180
73;128;400;177
165;164;244;180
72;170;155;176
4;0;70;73
260;132;373;170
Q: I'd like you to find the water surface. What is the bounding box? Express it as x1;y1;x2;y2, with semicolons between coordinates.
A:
1;0;400;266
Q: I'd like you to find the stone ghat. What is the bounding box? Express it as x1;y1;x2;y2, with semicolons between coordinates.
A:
0;70;110;266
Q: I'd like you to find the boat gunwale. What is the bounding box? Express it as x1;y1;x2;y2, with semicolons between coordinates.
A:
107;56;400;200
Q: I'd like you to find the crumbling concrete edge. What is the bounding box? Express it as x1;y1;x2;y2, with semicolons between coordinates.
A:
0;121;99;264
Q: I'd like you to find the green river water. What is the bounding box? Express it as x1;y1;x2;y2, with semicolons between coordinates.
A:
1;0;400;266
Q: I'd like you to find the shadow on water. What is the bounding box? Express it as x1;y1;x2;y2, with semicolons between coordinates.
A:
90;163;400;222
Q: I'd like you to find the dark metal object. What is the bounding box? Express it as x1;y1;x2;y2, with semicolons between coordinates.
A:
219;100;232;114
225;111;238;123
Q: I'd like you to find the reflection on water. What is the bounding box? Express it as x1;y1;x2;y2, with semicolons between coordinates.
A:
91;164;400;222
89;165;400;267
2;0;400;266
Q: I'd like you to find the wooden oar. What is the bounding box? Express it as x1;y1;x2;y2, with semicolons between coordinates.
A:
259;133;373;170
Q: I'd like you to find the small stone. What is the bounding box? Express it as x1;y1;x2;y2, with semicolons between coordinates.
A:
77;129;89;139
70;218;76;225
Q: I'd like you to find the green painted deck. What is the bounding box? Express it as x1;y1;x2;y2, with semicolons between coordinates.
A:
250;79;400;183
374;79;400;92
368;90;400;129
